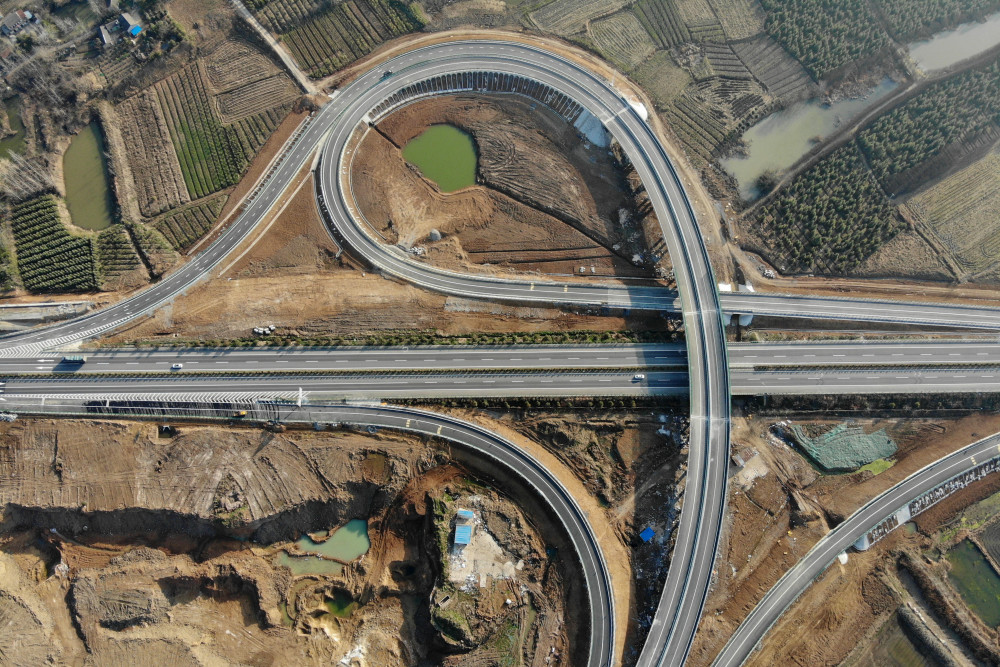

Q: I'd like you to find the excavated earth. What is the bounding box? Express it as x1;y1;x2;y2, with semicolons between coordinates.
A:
0;418;578;666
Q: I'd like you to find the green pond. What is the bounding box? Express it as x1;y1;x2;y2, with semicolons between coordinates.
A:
325;589;358;617
946;539;1000;627
275;519;370;577
0;97;26;159
63;122;114;231
402;124;477;192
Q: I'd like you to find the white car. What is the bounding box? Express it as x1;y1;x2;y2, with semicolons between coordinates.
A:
633;373;645;381
171;363;183;370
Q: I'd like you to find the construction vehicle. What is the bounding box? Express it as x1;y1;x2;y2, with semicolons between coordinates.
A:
233;410;248;418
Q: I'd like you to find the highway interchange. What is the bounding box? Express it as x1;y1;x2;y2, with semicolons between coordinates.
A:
2;37;1000;667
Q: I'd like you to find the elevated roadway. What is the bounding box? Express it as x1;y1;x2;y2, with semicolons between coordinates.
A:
315;40;730;667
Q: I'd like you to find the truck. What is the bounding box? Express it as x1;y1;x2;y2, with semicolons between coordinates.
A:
233;410;248;418
61;355;87;364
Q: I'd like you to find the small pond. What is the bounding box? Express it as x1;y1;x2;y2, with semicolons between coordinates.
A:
63;122;114;231
946;539;1000;627
402;124;477;192
908;11;1000;72
0;97;26;159
720;78;898;200
275;518;370;577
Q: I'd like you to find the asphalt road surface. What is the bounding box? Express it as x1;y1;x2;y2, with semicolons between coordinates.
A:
10;340;1000;375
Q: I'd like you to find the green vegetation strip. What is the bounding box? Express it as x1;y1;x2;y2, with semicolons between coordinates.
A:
111;329;680;349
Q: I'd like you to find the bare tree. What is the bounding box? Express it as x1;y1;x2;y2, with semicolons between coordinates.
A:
0;152;54;201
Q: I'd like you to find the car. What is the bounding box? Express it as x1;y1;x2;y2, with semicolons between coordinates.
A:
171;363;183;370
632;373;645;381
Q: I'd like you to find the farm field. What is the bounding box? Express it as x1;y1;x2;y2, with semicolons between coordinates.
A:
634;0;691;49
114;89;191;218
96;225;144;290
153;197;227;251
530;0;628;35
216;75;299;123
857;56;1000;195
151;63;291;201
747;143;902;275
588;13;655;69
731;35;814;102
11;195;99;292
757;0;891;79
908;147;1000;278
707;0;765;40
874;0;1000;41
251;0;422;77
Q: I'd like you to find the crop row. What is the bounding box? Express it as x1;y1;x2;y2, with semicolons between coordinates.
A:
227;106;288;162
96;225;141;281
154;65;247;199
751;144;902;275
217;75;299;122
11;196;99;292
154;197;226;251
758;0;891;80
634;0;690;49
857;56;1000;193
272;0;420;77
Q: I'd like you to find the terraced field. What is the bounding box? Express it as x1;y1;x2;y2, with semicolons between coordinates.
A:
909;148;1000;277
703;43;751;79
11;195;99;292
588;12;655;69
153;197;227;251
253;0;422;77
204;40;276;90
530;0;629;35
731;35;814;101
216;75;299;123
96;225;143;288
633;0;690;48
707;0;765;40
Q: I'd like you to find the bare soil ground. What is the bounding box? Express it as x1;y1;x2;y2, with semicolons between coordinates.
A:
353;94;667;281
0;416;588;665
687;410;1000;665
102;168;666;345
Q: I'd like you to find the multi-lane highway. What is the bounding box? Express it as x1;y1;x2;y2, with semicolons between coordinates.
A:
316;40;731;667
10;340;1000;375
3;366;999;402
712;431;1000;667
0;33;998;667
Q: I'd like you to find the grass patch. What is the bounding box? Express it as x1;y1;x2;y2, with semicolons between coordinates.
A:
858;458;895;475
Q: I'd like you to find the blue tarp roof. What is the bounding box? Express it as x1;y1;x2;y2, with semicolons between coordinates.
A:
129;24;142;36
455;524;472;545
457;509;474;519
639;527;655;543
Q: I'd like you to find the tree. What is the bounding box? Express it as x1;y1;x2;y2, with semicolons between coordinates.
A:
16;33;34;53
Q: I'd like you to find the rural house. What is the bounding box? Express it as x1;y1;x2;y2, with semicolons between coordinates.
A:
0;10;31;37
98;11;143;48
